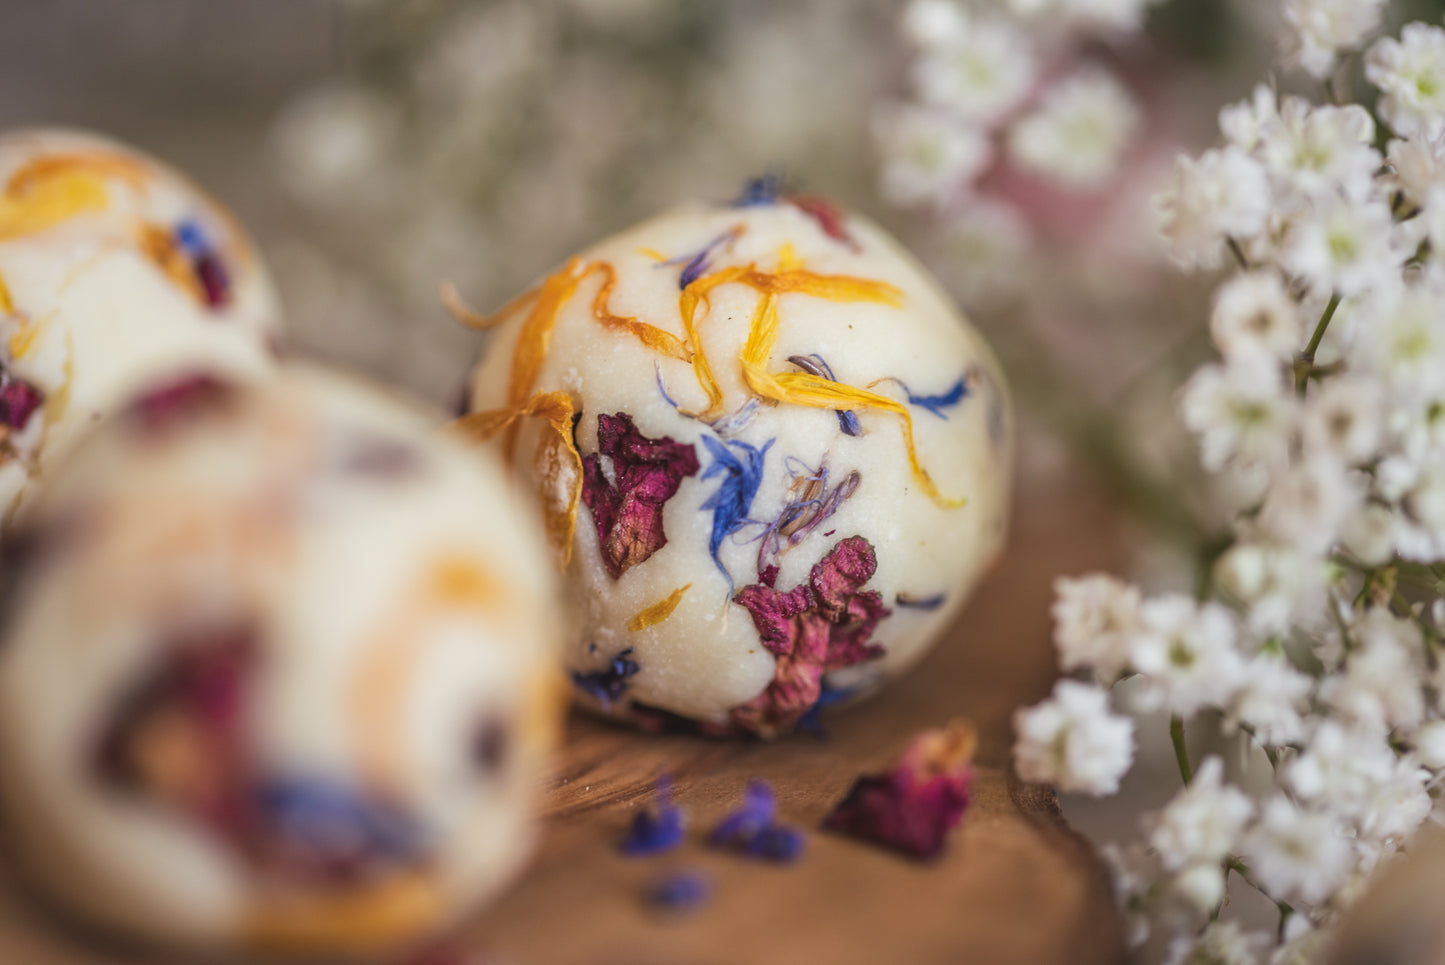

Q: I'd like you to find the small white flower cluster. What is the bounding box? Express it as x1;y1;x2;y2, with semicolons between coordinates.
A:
1018;13;1445;962
877;0;1157;299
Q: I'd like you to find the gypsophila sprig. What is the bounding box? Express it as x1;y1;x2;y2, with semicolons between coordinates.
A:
1010;7;1445;959
879;0;1161;305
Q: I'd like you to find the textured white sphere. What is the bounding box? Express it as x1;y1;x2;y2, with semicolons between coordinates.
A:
0;367;563;956
464;187;1012;737
0;128;283;528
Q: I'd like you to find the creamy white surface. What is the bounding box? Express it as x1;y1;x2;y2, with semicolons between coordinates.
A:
0;128;282;526
468;200;1013;729
0;366;561;951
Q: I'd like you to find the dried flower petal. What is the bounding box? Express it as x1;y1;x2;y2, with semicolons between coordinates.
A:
627;584;692;632
731;536;889;736
452;391;582;567
734;173;785;207
700;434;774;592
572;646;641;707
256;777;425;882
756;461;861;577
664;224;746;290
0;152;145;241
581;412;699;579
0;368;43;430
175;220;231;308
708;780;806;863
644;869;712;913
124;374;235;433
585;261;692;360
620;774;685;856
821;719;977;860
895;592;945;610
787;355;862;435
787;194;860;251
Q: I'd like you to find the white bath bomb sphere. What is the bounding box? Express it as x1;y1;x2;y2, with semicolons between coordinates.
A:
0;367;564;956
0;128;283;528
462;184;1012;737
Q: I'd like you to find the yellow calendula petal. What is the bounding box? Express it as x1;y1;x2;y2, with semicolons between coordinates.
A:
451;390;582;568
627;583;692;632
767;371;964;508
6;152;149;195
0;270;12;315
0;170;109;242
243;872;445;955
750;267;904;306
677;263;755;420
639;246;669;263
441;280;539;332
430;555;504;610
584;261;692;362
137;222;206;305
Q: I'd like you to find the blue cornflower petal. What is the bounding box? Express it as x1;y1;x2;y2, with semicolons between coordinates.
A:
620;774;685;857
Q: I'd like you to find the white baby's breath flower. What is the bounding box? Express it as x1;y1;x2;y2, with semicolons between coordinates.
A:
1166;920;1270;965
1214;543;1325;636
1301;375;1385;465
1220;84;1279;153
911;12;1035;122
1210;271;1304;363
1101;842;1161;948
1340;501;1399;565
1287;720;1401;824
1178;358;1294;472
1257;455;1358;555
1281;0;1388;80
902;0;968;48
1393;455;1445;561
1241;795;1355;905
1006;69;1140;189
1385;134;1445;205
1321;607;1427;732
1258;98;1379;201
1157;148;1272;269
1171;862;1226;915
875;106;991;208
1129;596;1247;717
1284;193;1404;298
1052;573;1143;683
1013;680;1135;795
1355;274;1445;395
1409;718;1445;768
1355;757;1432;842
1367;23;1445;140
1226;652;1313;746
1148;757;1254;872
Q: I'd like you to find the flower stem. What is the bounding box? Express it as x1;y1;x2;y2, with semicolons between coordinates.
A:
1295;293;1341;396
1170;715;1193;785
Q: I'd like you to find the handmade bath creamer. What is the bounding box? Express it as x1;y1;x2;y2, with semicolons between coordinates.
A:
0;368;563;955
0;128;282;527
461;183;1012;737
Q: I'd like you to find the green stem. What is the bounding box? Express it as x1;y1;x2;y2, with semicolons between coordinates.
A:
1296;293;1341;396
1226;236;1250;271
1170;715;1193;785
1226;857;1295;932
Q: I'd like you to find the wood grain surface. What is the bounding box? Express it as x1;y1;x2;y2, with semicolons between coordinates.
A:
0;468;1129;965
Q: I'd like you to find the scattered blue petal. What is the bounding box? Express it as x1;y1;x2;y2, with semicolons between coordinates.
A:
895;592;946;611
174;219;209;256
797;681;860;739
733;172;785;207
708;780;805;864
655;362;683;410
700;434;774;593
257;777;424;868
572;647;641;707
621;774;686;857
645;869;712;913
708;780;776;848
908;376;969;419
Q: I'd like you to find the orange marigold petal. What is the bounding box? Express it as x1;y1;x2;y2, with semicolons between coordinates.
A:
627;583;692;632
586;261;692;362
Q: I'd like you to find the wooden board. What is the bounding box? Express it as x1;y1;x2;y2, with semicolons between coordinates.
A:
0;470;1128;965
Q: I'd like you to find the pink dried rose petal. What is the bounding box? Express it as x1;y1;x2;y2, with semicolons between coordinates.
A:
581;412;700;579
0;374;43;431
125;374;236;433
821;720;977;859
731;536;888;736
